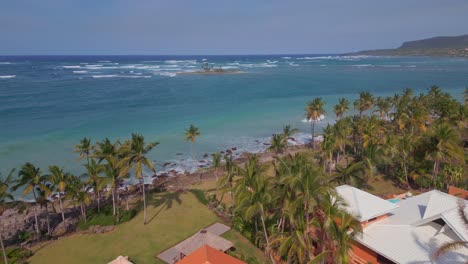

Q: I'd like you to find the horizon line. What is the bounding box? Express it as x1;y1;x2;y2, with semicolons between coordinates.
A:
0;52;353;57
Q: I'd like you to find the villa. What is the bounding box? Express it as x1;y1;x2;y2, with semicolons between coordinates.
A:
336;185;468;263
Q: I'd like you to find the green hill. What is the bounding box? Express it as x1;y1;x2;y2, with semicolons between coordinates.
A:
350;34;468;57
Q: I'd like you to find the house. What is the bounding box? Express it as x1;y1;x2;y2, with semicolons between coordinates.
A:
336;185;468;264
176;245;246;264
157;223;234;264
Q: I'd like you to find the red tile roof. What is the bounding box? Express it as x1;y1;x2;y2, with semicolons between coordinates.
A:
176;245;246;264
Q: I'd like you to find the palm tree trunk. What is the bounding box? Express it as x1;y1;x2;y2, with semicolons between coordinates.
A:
0;230;8;264
83;203;87;223
32;190;40;237
141;179;147;224
97;191;101;213
45;203;50;236
58;192;65;224
260;214;275;264
433;160;440;186
112;189;116;216
403;161;410;189
311;121;315;148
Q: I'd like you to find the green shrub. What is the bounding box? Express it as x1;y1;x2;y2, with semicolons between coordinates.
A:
0;246;32;264
77;204;137;230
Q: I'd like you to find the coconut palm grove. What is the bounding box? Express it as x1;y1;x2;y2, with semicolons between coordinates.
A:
0;86;467;263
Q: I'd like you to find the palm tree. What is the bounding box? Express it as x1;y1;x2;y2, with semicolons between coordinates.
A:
94;139;125;217
218;155;236;206
211;152;222;181
268;133;287;154
397;134;413;188
354;91;374;116
84;159;106;212
0;169;14;264
332;162;366;188
333;118;352;165
321;125;335;175
35;185;52;235
305;97;326;148
233;156;275;263
423;123;464;185
76;184;91;223
74;137;93;165
375;96;392;120
327;202;362;263
184;124;201;159
282;125;299;141
13;163;50;237
47;165;69;225
334;98;350;119
120;134;159;224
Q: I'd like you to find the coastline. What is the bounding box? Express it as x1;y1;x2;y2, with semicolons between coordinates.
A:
0;138;313;246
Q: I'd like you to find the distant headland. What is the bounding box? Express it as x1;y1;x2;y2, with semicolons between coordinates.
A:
348;34;468;57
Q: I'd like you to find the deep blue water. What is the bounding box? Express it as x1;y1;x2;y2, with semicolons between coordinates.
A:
1;55;467;181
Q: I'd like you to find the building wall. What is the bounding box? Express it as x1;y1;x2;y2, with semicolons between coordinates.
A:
351;242;378;263
360;214;388;228
448;185;468;199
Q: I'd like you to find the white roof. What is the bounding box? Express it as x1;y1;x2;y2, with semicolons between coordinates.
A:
353;188;468;264
442;207;468;242
356;222;468;263
107;256;133;264
336;185;399;221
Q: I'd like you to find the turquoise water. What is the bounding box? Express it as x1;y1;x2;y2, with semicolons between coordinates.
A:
387;198;401;204
1;55;467;180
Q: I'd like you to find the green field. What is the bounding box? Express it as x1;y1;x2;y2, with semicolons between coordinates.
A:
29;191;265;264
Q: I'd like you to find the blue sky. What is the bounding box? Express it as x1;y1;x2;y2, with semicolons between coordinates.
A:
1;0;468;55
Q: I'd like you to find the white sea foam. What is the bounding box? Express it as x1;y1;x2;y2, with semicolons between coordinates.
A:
164;60;197;64
352;64;374;67
380;65;401;68
73;71;88;74
158;72;177;77
92;75;118;78
267;60;278;64
0;62;11;65
289;63;300;67
301;114;325;123
202;58;207;61
281;57;292;59
0;75;16;79
98;60;111;63
221;66;239;69
297;55;373;61
63;65;81;69
92;74;151;79
319;65;327;67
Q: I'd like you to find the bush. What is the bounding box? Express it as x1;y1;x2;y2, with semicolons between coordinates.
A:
0;246;32;264
77;204;137;230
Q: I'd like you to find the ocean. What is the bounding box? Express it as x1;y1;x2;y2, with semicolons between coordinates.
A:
1;55;467;182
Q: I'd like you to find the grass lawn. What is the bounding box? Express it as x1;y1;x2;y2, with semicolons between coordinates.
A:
29;191;263;264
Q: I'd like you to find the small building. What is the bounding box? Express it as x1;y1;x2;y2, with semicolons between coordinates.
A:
174;229;234;259
336;185;468;263
107;256;133;264
176;245;246;264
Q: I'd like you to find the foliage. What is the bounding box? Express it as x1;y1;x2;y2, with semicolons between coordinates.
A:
189;189;209;205
0;246;32;264
77;204;137;230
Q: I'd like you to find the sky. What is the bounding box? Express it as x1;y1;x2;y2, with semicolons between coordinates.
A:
1;0;468;55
